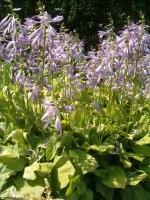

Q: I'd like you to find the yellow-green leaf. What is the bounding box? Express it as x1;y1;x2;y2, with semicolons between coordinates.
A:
57;160;75;189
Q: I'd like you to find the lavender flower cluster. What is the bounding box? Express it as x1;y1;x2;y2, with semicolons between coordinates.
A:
87;23;150;96
0;11;150;131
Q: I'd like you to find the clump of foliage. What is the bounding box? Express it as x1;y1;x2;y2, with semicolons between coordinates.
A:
0;4;150;200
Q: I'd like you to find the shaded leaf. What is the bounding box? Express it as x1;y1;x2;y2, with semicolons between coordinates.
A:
102;166;127;188
46;135;60;161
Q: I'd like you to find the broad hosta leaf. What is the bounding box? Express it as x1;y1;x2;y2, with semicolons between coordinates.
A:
140;165;150;174
70;150;99;174
66;175;88;199
102;166;127;188
23;162;53;180
0;121;6;130
122;184;150;200
132;145;150;157
3;123;16;143
120;157;132;168
80;188;94;200
127;153;144;162
135;134;150;145
0;145;19;158
133;184;150;200
0;145;28;171
82;142;115;154
0;163;14;191
93;169;107;178
70;107;85;129
12;130;27;154
0;185;22;199
13;174;46;199
127;172;148;186
96;182;114;200
66;175;81;196
46;135;61;161
57;160;75;189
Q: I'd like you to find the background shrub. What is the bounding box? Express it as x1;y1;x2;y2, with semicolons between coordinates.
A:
0;0;150;50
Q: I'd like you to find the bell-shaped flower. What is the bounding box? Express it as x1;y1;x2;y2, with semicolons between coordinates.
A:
55;116;62;135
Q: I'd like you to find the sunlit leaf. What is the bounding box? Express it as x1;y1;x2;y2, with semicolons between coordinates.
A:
23;162;53;180
135;134;150;146
127;172;148;186
70;150;98;174
57;160;75;189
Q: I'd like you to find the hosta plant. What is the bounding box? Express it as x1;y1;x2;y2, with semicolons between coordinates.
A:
0;5;150;200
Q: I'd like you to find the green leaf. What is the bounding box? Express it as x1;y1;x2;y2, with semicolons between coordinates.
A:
0;145;28;171
3;123;14;143
23;162;53;180
0;145;19;158
132;145;150;157
127;172;148;186
66;175;87;199
93;169;107;178
0;163;14;191
66;175;80;196
0;185;21;199
120;187;135;200
135;134;150;145
102;166;127;188
96;182;114;200
70;106;85;129
80;188;94;200
13;174;46;199
2;64;11;86
82;142;115;154
46;135;61;161
120;157;132;168
70;150;98;174
12;130;27;154
127;153;144;162
0;122;6;130
57;160;75;189
133;184;150;200
140;165;150;174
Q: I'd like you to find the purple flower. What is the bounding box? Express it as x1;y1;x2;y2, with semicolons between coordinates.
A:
93;101;100;111
55;116;62;135
41;101;59;129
